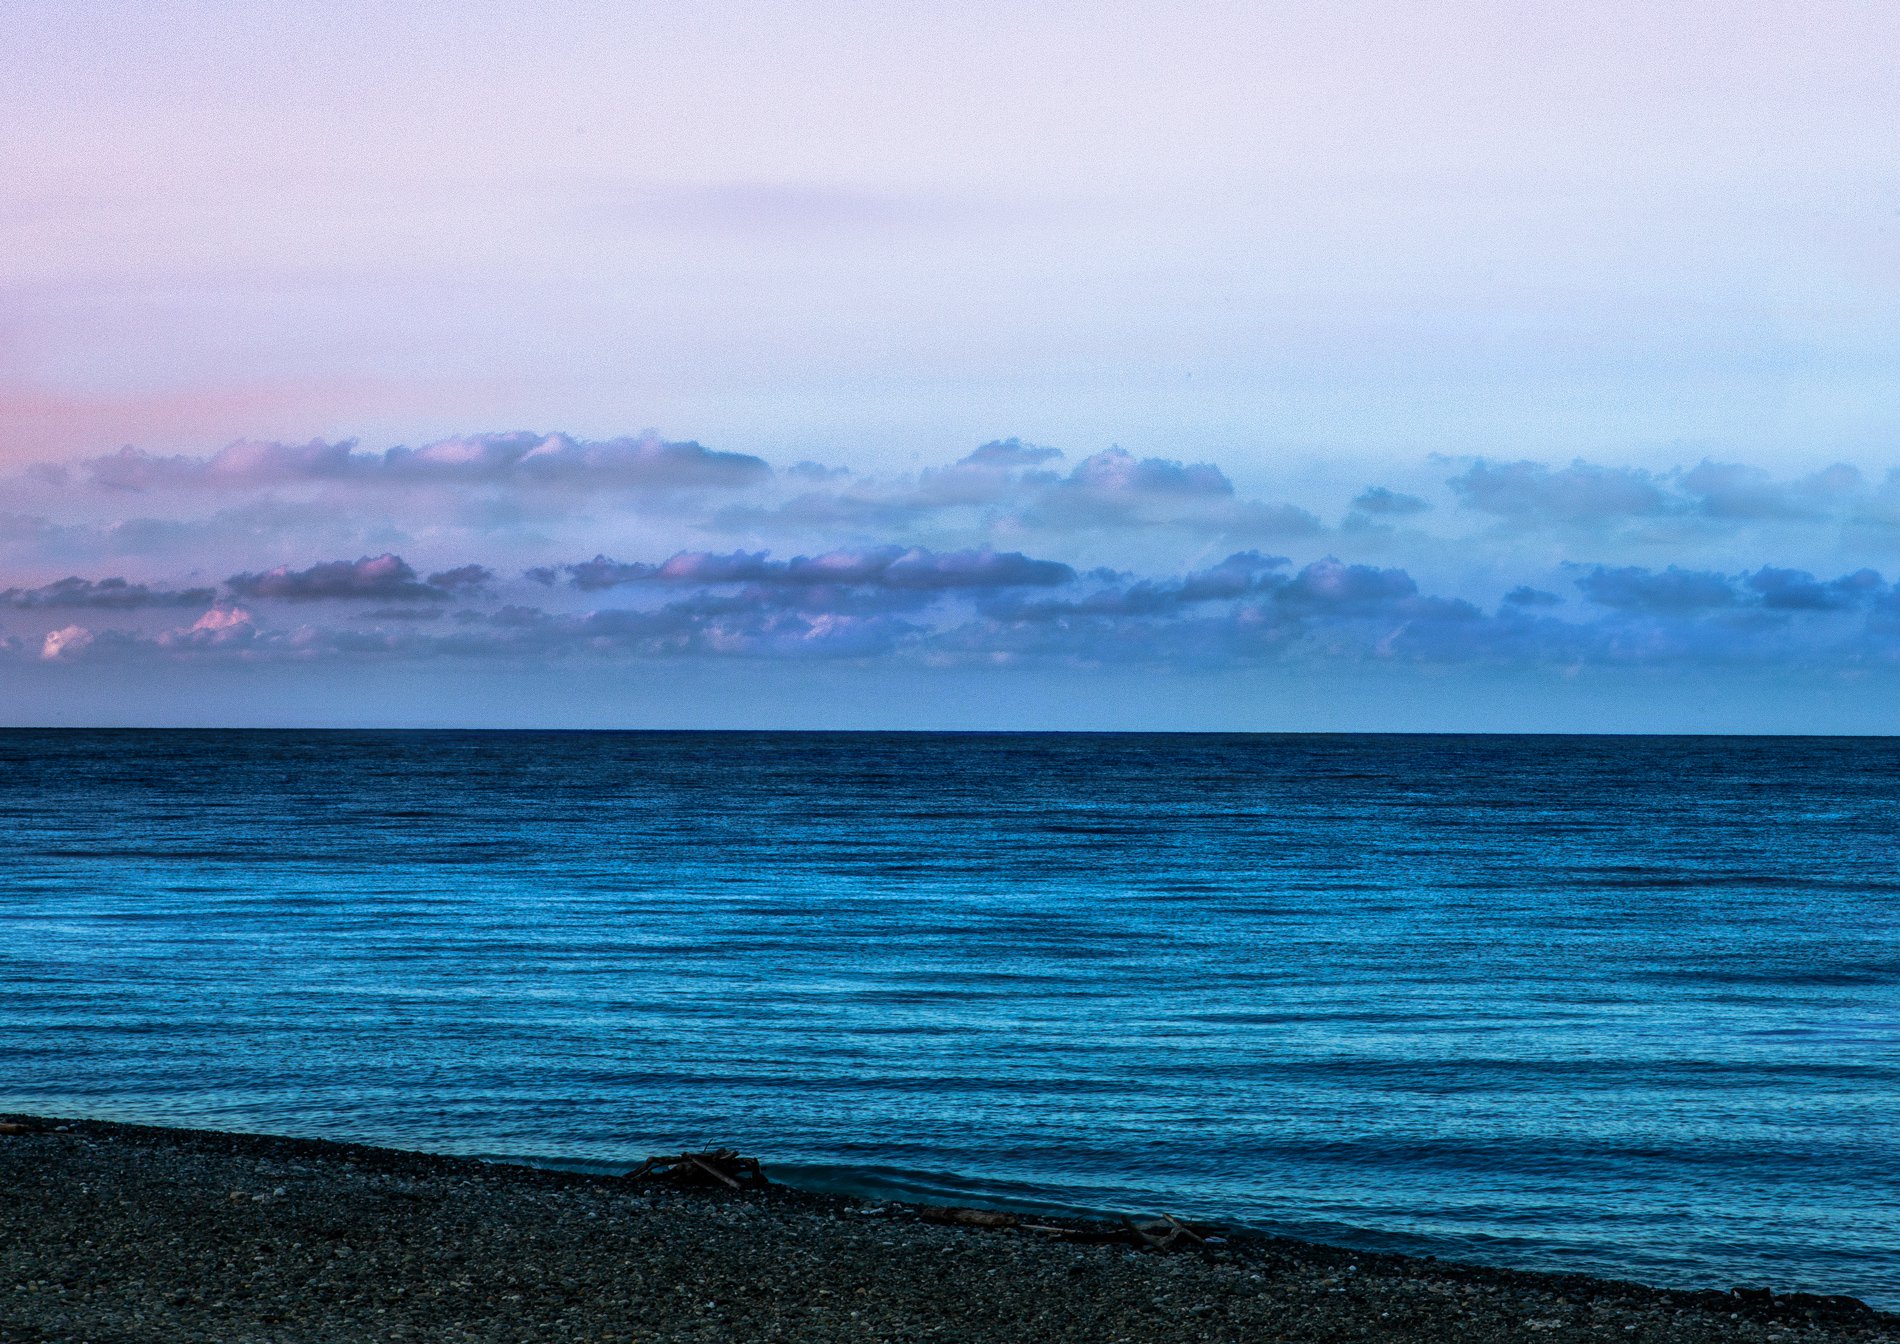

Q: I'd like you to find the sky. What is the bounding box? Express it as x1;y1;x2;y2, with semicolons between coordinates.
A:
5;0;1900;730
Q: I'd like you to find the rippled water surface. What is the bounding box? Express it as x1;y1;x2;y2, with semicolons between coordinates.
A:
2;730;1896;1303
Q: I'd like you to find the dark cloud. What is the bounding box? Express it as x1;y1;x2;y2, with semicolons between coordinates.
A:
1572;564;1891;615
424;564;496;593
1502;586;1564;608
958;557;1482;668
785;460;850;481
979;552;1288;621
0;576;217;609
22;549;1900;676
1573;565;1740;613
1743;566;1884;611
227;554;459;602
1278;559;1419;611
535;547;1075;593
957;438;1064;467
1351;486;1430;516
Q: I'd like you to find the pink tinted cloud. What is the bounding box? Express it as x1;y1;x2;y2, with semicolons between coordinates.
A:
27;432;770;493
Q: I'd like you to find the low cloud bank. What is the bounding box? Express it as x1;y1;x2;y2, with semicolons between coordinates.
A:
9;429;1900;685
1445;458;1876;528
2;576;217;609
530;546;1074;592
35;432;769;494
227;554;466;603
13;552;1900;675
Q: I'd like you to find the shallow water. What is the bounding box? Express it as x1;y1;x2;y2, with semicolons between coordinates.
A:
1;730;1895;1304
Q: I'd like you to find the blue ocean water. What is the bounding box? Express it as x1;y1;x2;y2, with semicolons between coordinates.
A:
1;730;1895;1304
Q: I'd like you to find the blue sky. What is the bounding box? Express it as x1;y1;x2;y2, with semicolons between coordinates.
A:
4;1;1900;728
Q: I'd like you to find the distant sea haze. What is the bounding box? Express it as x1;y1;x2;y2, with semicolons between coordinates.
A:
1;730;1895;1306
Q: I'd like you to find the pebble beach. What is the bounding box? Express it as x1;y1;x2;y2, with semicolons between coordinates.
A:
2;1115;1892;1344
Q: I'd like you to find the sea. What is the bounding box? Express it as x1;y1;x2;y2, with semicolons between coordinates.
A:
1;730;1895;1305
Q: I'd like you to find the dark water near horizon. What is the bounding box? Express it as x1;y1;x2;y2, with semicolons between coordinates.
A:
1;730;1896;1304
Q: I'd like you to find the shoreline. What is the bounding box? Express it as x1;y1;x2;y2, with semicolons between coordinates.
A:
4;1113;1893;1343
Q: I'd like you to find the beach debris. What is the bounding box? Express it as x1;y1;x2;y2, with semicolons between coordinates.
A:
920;1203;1221;1252
0;1121;33;1136
921;1206;1020;1229
1113;1214;1219;1252
625;1148;769;1190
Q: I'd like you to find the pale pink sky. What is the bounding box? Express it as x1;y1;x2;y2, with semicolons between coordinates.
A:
5;0;1897;477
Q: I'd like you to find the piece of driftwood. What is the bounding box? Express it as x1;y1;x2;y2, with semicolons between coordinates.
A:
625;1149;768;1190
919;1206;1020;1229
924;1203;1218;1252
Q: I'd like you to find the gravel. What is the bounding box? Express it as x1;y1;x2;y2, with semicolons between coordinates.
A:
3;1114;1893;1344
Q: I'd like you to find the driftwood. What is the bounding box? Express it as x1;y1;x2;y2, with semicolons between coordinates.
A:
1111;1214;1219;1251
625;1149;769;1190
919;1206;1020;1229
923;1204;1219;1252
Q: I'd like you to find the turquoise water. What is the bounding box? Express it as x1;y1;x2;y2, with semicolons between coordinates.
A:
1;730;1895;1303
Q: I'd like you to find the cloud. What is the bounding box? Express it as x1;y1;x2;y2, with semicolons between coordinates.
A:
1278;558;1420;611
1064;447;1231;499
1351;486;1430;516
957;438;1064;468
0;514;68;551
1677;461;1863;521
78;440;358;491
39;625;95;660
709;442;1325;542
1447;456;1873;531
156;606;257;650
227;553;461;602
2;576;217;609
1743;566;1884;611
1026;448;1237;529
533;546;1076;592
1572;565;1740;612
1448;459;1670;523
17;429;1900;687
1572;563;1891;615
46;432;770;494
979;551;1288;621
343;597;923;662
424;564;496;593
16;549;1900;677
1001;448;1322;537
